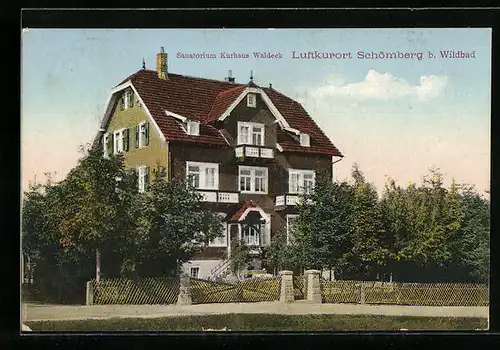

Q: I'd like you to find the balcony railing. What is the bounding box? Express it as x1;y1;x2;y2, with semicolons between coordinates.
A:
275;193;314;209
243;234;260;246
196;190;239;203
234;145;274;159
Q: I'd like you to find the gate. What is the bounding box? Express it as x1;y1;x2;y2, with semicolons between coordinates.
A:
293;274;307;300
190;276;281;304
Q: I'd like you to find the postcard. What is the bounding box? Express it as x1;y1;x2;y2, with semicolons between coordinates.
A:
21;27;491;332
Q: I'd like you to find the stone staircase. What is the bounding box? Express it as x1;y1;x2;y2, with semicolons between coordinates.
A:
209;259;232;281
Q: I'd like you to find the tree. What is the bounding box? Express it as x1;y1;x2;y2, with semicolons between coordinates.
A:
225;239;251;280
448;185;490;282
264;229;302;274
53;146;139;281
348;164;389;279
292;180;355;278
132;171;224;277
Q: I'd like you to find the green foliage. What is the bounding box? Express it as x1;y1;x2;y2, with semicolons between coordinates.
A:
225;239;251;279
264;229;301;273
131;170;224;277
292;180;356;276
21;146;225;303
26;314;488;332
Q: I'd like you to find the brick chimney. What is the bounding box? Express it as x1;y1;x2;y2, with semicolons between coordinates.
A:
224;70;235;83
157;47;168;80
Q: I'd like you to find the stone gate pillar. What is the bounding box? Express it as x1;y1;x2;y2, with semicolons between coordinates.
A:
279;270;294;303
177;275;192;305
306;269;322;303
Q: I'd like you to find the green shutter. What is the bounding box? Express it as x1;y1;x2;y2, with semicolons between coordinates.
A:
124;129;130;152
109;133;114;154
135;125;140;148
129;90;134;108
145;167;150;191
119;95;124;111
145;122;150;146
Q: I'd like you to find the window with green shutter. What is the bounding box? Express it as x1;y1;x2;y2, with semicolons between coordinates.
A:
107;133;114;155
135;125;140;148
129;90;134;108
123;128;130;152
119;94;124;111
144;122;149;146
138;166;150;193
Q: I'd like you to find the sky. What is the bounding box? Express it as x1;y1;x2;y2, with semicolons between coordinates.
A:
21;28;491;196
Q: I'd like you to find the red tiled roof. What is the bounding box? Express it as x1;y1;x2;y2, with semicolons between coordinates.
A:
228;200;257;222
117;69;343;156
206;85;247;122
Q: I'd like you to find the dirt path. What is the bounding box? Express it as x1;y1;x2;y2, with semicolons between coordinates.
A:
24;301;489;322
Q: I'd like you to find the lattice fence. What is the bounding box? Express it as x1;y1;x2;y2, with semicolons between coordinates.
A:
321;278;489;306
90;277;180;305
190;276;281;304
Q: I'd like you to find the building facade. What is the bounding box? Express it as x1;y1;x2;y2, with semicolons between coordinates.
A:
95;47;343;279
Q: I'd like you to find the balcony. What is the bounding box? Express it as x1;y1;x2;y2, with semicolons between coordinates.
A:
275;194;313;209
196;190;239;203
234;145;274;160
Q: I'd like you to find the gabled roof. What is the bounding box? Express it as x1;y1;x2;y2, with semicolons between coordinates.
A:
228;200;257;222
110;69;343;156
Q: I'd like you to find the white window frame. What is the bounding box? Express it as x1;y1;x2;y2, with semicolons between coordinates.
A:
103;133;109;157
186;161;219;190
186;120;200;136
113;128;126;154
190;267;200;279
300;133;310;147
242;224;260;246
209;214;228;247
237;121;265;146
138;121;148;148
123;89;133;110
286;214;299;245
137;165;148;193
288;169;316;194
238;166;268;194
247;93;257;107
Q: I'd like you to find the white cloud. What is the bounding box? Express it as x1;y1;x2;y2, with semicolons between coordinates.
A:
310;70;448;102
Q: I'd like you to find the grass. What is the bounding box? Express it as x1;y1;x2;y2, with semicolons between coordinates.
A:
25;314;488;332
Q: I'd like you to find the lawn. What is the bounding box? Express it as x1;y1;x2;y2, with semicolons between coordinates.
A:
25;314;488;332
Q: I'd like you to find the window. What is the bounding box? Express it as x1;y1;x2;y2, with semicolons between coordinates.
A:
286;214;299;245
190;267;200;279
186;121;200;136
113;128;129;154
289;169;316;194
136;121;149;148
237;122;265;146
247;93;256;107
239;166;268;193
186;162;219;190
138;166;149;193
242;224;260;246
300;133;310;147
103;133;110;157
122;89;134;110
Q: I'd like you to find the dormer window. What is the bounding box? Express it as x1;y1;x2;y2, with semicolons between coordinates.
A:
300;133;310;147
121;88;134;110
247;93;256;108
186;121;200;136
